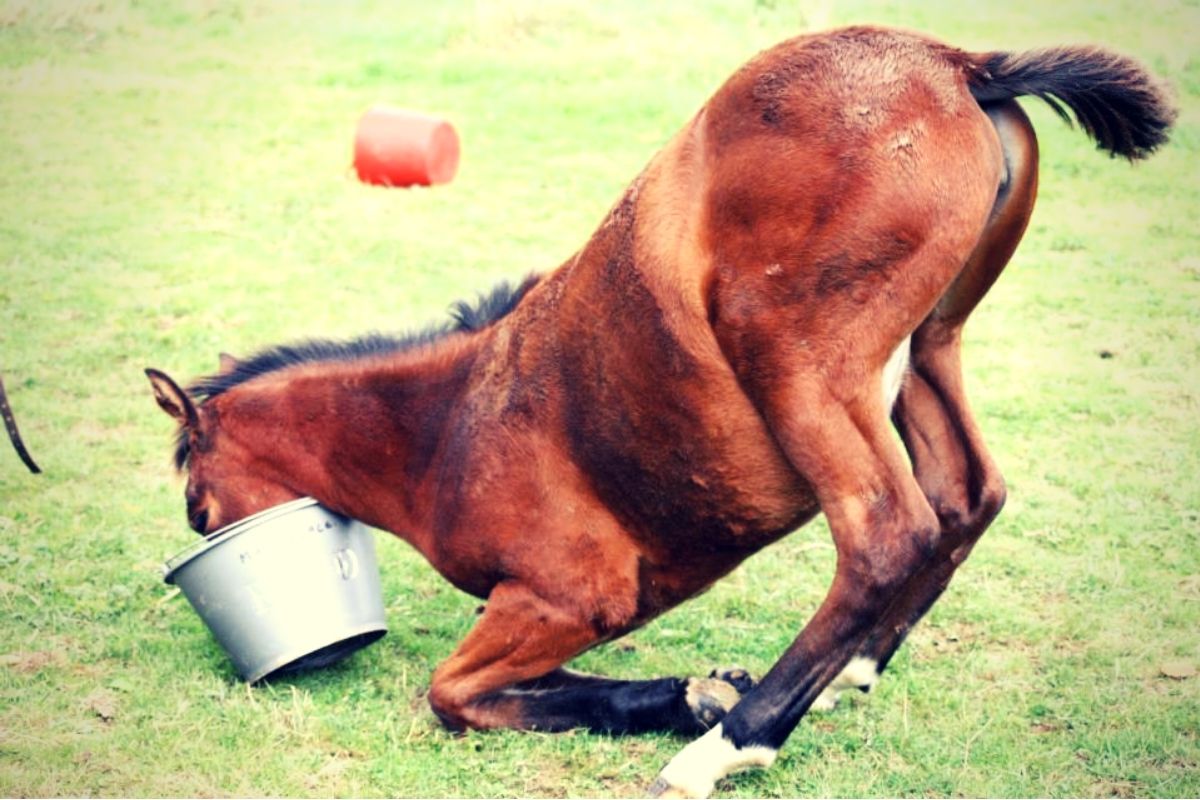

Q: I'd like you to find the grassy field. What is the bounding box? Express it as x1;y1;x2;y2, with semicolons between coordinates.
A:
1;0;1197;796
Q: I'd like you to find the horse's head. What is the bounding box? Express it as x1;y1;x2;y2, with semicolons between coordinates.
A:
146;367;300;535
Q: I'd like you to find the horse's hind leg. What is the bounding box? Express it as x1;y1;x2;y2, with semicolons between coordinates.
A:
827;100;1039;699
428;581;751;734
650;91;1009;796
652;361;949;797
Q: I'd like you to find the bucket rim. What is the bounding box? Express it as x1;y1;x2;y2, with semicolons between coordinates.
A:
245;623;388;684
162;497;326;584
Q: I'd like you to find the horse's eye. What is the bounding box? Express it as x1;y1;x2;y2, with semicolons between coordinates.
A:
189;508;210;534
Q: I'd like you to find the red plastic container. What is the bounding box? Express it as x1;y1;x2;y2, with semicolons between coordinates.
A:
353;106;459;187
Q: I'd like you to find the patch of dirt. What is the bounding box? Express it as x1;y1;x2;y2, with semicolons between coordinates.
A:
1086;779;1143;798
0;650;65;673
1159;660;1197;680
908;620;980;660
83;689;118;723
520;758;580;797
303;749;360;793
1176;575;1200;595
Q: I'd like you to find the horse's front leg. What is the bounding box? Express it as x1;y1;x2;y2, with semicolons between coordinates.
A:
427;580;754;735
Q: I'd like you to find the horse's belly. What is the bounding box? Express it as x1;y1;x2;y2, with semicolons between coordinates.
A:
564;362;817;552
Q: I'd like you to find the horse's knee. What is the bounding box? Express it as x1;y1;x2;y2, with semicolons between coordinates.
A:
429;677;521;732
427;677;469;731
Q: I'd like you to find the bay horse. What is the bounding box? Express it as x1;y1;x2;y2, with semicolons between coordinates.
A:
147;26;1174;798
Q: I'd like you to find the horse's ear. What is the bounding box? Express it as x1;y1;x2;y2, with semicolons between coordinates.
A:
145;368;199;429
218;352;240;373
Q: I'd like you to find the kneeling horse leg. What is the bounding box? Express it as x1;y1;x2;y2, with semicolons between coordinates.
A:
428;581;750;736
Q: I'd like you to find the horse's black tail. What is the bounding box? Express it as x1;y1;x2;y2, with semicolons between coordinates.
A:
968;46;1176;160
1;375;41;474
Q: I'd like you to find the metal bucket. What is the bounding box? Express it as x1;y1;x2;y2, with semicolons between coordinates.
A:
163;498;387;684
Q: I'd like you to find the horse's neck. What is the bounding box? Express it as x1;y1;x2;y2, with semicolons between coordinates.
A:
221;338;480;551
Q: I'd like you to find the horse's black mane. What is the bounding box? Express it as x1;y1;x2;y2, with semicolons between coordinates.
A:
173;274;538;469
191;273;539;402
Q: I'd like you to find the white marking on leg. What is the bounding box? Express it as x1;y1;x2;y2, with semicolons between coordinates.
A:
811;656;880;712
811;686;839;712
834;655;880;692
653;723;776;799
882;335;911;411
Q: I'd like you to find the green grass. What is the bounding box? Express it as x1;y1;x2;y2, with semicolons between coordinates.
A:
1;0;1198;796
